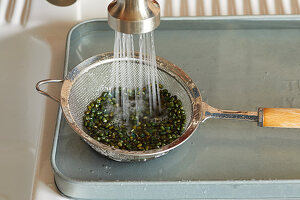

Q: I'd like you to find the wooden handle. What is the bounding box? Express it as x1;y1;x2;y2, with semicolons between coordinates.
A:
262;108;300;128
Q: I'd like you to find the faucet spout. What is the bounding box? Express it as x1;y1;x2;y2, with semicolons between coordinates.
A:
108;0;160;34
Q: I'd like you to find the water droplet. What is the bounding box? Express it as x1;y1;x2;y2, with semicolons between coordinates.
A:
263;72;270;79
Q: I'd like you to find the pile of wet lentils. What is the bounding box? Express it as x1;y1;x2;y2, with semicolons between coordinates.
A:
83;84;186;151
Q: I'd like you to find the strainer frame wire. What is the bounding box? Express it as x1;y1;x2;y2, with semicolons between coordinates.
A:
60;52;202;160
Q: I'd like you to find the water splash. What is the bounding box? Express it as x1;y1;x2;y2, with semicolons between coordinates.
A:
110;31;161;123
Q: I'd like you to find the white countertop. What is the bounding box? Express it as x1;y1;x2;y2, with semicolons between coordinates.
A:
0;0;298;199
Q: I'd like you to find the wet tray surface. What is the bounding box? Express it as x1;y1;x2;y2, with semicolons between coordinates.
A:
52;16;300;199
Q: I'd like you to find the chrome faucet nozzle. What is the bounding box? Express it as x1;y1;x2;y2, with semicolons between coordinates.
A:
108;0;160;34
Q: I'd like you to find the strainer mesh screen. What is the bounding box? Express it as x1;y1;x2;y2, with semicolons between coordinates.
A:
68;60;192;133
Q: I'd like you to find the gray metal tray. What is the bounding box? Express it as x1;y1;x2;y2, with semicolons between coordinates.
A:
52;16;300;199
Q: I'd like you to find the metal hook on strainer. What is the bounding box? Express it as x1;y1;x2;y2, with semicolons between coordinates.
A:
36;52;300;162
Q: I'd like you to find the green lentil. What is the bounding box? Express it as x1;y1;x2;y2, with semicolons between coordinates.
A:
83;84;186;151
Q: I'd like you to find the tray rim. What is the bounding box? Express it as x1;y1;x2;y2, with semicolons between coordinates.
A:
51;16;300;199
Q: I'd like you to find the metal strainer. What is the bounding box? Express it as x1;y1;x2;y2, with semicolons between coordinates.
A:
37;52;300;162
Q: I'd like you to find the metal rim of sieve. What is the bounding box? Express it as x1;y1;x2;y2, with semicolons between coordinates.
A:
39;52;203;162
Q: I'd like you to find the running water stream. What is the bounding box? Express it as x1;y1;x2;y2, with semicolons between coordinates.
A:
110;31;161;123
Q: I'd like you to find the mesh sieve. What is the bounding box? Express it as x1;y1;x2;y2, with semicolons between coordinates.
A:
61;52;201;161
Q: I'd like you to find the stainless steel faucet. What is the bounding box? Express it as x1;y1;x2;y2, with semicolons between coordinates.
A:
108;0;160;34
